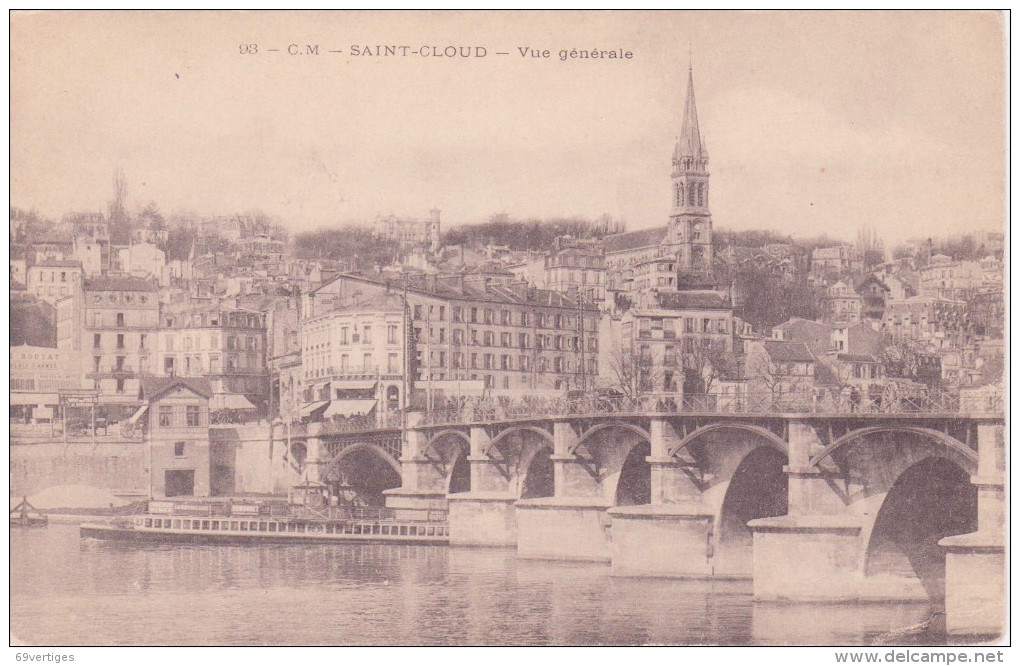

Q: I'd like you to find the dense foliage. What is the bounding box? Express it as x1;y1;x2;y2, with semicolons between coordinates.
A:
441;214;616;251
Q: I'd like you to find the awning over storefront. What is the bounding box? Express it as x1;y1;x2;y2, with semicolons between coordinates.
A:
211;393;257;410
322;399;377;419
299;401;329;417
10;392;57;406
331;380;377;392
128;404;149;424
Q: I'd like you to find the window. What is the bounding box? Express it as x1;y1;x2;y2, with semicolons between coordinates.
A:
363;353;372;369
484;354;492;369
388;325;398;344
484;309;493;324
185;405;201;427
438;306;445;320
501;311;510;325
115;356;125;371
501;332;510;347
414;305;422;320
453;307;462;322
363;326;372;344
520;312;530;327
453;329;463;345
140;334;147;349
93;333;101;349
471;353;478;369
116;313;124;327
470;308;478;323
388;353;399;372
159;406;173;427
116;334;125;349
518;333;529;349
93;355;101;371
484;331;494;346
174;442;186;457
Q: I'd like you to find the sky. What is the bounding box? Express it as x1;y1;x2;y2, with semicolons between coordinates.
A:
10;11;1007;245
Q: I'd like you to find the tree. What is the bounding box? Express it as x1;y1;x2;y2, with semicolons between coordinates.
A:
108;169;131;244
681;344;735;395
606;341;665;401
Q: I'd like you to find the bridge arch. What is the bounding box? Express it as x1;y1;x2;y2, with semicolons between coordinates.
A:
862;455;977;601
714;446;788;577
668;422;788;459
809;426;977;470
322;442;403;507
425;428;471;453
486;425;554;457
572;422;650;455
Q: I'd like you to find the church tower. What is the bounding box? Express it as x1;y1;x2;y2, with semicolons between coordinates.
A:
668;65;713;272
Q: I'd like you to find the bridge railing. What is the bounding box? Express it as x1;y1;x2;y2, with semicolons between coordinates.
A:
412;387;1002;427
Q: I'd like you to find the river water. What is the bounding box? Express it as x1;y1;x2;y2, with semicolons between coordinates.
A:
12;524;946;646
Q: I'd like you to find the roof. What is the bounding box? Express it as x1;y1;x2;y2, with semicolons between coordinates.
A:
602;226;668;254
139;377;212;401
654;290;731;310
315;272;597;311
674;65;707;160
855;274;891;293
760;341;816;363
32;259;82;268
85;276;158;292
837;353;879;363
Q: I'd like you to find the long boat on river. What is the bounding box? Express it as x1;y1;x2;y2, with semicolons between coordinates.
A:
79;499;449;545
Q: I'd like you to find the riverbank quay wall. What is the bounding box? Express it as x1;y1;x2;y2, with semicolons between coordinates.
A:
11;423;302;499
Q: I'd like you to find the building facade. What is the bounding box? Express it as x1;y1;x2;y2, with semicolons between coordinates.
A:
157;306;269;412
80;276;160;407
307;273;600;398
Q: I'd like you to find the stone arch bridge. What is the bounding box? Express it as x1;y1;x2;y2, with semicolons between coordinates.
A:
293;404;1003;637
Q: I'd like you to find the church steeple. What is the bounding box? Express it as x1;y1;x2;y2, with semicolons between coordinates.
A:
673;65;708;166
669;62;713;274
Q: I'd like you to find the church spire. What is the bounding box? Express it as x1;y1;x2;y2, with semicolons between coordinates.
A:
675;65;707;161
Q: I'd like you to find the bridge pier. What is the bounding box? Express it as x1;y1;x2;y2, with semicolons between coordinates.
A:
610;418;718;577
749;420;865;601
516;422;612;560
384;422;447;520
448;426;519;547
940;422;1005;638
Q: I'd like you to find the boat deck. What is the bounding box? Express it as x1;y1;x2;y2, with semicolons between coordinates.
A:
81;514;449;545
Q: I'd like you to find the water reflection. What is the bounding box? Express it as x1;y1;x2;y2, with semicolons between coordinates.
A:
12;524;943;646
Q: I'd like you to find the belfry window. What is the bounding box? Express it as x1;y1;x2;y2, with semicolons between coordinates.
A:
675;183;683;207
697;183;705;207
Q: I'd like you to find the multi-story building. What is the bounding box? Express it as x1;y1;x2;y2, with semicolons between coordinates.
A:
10;345;81;423
371;209;441;253
811;246;863;278
140;377;214;498
74;276;160;412
882;297;975;350
70;215;111;277
543;237;606;303
26;259;82;306
856;275;891;321
157;305;269;413
307;273;600;398
919;255;983;301
820;280;862;323
615;290;733;397
299;292;406;421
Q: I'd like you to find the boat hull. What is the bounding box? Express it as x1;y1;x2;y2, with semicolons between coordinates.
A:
80;522;448;546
